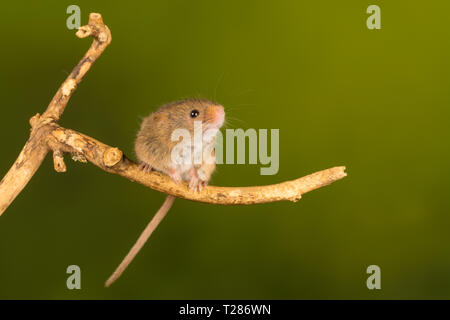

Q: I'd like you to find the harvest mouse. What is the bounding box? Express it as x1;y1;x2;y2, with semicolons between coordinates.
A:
135;98;225;190
105;98;225;286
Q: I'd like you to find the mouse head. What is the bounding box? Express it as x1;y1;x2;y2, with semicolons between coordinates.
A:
158;98;225;134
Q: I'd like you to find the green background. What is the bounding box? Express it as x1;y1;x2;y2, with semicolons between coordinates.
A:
0;0;449;299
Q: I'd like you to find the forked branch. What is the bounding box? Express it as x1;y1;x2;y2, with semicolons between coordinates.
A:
0;13;346;214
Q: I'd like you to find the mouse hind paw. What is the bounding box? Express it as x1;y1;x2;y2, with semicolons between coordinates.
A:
138;162;153;173
168;169;182;184
188;174;208;192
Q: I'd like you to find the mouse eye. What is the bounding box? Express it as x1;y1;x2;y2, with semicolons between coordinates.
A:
190;109;200;118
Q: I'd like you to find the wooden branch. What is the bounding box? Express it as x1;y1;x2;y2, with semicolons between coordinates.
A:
45;124;347;205
0;13;111;216
0;12;347;217
0;121;50;215
43;13;111;122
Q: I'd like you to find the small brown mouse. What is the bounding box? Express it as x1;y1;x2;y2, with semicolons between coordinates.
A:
105;98;225;286
135;98;225;190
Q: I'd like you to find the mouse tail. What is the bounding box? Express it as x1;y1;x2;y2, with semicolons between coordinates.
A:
105;195;176;287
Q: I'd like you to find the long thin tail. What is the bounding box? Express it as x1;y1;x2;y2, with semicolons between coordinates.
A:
105;195;176;287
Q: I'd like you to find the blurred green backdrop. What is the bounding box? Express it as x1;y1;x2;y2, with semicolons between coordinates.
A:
0;0;449;299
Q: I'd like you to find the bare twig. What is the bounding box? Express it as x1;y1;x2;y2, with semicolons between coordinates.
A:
43;13;111;121
0;13;111;215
